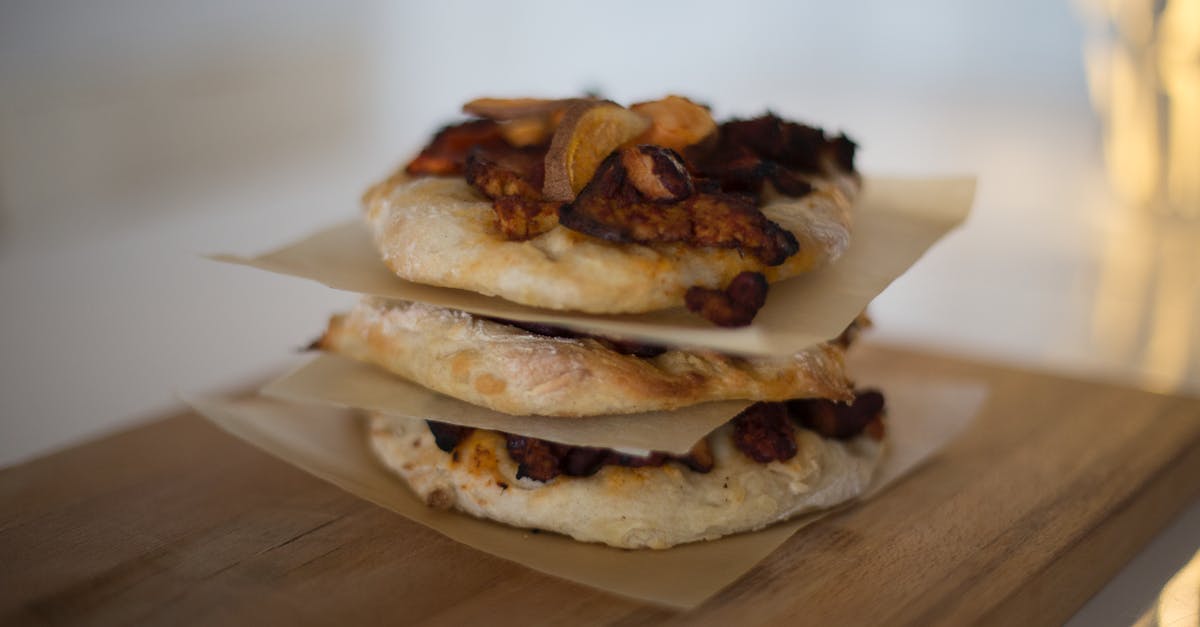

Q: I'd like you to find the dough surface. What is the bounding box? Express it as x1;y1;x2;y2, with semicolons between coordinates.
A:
368;412;883;549
318;298;854;417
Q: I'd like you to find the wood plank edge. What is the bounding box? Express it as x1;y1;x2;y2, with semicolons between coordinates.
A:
977;429;1200;627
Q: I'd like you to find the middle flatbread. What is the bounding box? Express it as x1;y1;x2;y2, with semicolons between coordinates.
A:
316;297;854;417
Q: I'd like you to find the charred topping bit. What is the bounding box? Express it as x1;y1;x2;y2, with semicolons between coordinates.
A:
560;447;610;477
685;113;856;198
559;152;799;265
788;389;886;440
765;163;815;197
501;433;713;483
505;436;565;482
684;271;769;328
828;133;858;173
487;317;669;358
405;119;507;176
426;421;475;453
425;390;885;481
732;402;799;463
620;145;694;201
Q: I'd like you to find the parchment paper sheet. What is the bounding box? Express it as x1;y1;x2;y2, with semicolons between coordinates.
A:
212;177;974;356
262;353;750;455
187;372;987;609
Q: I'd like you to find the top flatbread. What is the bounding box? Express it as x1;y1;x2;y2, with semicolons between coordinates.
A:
362;171;856;314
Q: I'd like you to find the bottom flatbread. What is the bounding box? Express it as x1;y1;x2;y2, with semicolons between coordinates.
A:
368;413;884;549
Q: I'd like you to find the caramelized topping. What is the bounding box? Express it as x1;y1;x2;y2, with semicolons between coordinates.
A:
425;391;884;481
559;152;799;265
465;148;560;240
620;145;694;201
542;101;651;201
503;434;713;483
491;197;562;240
790;390;886;440
464;148;546;200
731;402;798;463
686;113;856;198
400;97;861;327
426;421;475;452
684;271;769;328
405;120;507;176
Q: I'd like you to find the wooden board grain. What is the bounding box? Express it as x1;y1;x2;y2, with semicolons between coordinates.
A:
1;345;1198;626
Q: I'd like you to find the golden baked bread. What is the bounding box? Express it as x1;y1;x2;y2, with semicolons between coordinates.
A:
368;412;883;549
317;298;855;417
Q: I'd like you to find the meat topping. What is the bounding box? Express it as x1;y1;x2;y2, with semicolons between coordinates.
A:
405;119;507;176
465;148;561;240
684;271;769;327
732;402;798;463
559;152;798;265
425;390;883;481
426;421;474;453
685;113;856;198
503;435;713;483
789;390;886;440
620;145;694;201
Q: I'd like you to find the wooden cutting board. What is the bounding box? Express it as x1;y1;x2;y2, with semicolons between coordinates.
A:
2;344;1199;626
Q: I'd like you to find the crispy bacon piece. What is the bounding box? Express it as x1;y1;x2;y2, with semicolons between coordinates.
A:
405;119;507;176
425;390;887;482
732;402;798;463
828;134;858;173
498;432;714;483
560;447;610;477
506;436;565;482
426;421;475;453
465;148;561;240
713;115;825;173
789;389;886;440
684;271;769;328
559;152;799;265
686;114;855;197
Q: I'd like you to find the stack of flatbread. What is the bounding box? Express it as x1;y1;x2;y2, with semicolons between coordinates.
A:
301;96;892;549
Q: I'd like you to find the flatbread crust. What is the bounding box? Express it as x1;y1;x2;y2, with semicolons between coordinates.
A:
368;412;883;549
362;172;856;313
318;298;853;417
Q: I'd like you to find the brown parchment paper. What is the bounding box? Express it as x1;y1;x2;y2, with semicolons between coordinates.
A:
262;353;750;455
211;177;974;356
185;371;987;609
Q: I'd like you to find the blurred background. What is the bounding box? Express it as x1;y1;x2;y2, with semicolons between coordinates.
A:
0;1;1197;624
0;0;1197;462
